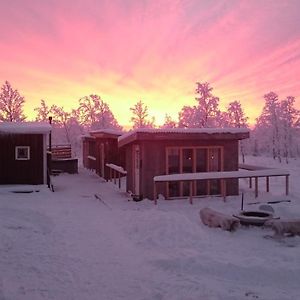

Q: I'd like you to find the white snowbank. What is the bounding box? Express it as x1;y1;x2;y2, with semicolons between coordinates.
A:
0;156;299;300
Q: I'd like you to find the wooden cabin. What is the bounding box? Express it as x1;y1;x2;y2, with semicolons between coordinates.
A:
118;128;250;200
0;122;51;185
82;129;124;180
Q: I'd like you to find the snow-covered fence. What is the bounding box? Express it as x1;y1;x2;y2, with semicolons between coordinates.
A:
50;144;72;159
106;163;127;189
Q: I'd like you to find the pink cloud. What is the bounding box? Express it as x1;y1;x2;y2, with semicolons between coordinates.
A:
0;0;299;125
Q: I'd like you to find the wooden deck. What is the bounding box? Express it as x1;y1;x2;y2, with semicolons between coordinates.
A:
153;167;290;205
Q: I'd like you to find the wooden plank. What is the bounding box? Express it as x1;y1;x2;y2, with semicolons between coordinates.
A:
266;176;269;192
221;179;227;201
255;177;258;198
189;181;193;204
154;183;157;205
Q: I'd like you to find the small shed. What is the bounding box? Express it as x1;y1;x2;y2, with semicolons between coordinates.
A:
82;129;125;180
118;128;250;200
0;122;51;185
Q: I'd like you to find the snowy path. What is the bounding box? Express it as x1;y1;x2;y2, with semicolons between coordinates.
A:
0;165;300;300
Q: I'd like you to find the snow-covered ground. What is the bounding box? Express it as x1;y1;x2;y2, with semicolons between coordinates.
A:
0;156;300;300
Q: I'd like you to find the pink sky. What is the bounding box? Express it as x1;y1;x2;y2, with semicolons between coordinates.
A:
1;0;300;126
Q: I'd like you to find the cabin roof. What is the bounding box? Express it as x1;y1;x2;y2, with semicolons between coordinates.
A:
0;122;51;134
89;128;123;139
118;128;250;147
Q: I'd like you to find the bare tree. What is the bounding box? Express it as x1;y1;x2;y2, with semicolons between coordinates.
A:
34;99;51;121
0;81;26;122
50;105;72;143
130;100;155;129
78;95;121;130
160;114;177;128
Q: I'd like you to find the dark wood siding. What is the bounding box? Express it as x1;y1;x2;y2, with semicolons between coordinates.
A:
123;138;241;200
0;134;44;184
125;144;133;194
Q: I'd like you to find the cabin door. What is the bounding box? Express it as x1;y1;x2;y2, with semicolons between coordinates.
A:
100;143;105;178
133;145;140;196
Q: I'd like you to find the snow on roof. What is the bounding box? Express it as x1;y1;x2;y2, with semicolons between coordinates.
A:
154;169;289;182
118;127;250;144
0;122;51;134
89;128;123;136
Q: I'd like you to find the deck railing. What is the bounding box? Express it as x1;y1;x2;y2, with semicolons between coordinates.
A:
106;163;127;188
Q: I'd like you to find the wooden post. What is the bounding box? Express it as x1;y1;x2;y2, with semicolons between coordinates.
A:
286;175;289;195
221;179;226;201
249;177;252;189
154;182;157;205
189;181;193;204
266;176;269;192
255;177;258;198
118;172;121;189
109;167;112;182
113;170;116;184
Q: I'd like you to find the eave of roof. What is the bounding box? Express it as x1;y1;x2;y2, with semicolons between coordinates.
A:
0;122;51;134
118;128;250;147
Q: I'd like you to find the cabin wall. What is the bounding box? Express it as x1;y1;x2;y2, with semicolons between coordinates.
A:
0;134;44;184
223;140;239;195
125;144;134;194
140;141;166;199
124;138;241;200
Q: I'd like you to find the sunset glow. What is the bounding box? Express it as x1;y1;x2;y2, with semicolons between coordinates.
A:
1;0;300;126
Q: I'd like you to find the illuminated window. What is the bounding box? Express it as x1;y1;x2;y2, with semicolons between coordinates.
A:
15;146;30;160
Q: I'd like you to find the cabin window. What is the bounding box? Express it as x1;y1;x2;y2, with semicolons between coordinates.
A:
166;146;223;198
15;146;30;160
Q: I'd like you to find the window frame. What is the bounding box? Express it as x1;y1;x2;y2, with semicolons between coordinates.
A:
15;146;30;161
165;146;224;198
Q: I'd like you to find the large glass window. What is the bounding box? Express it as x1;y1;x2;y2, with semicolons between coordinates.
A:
166;147;223;198
182;149;193;173
168;148;180;174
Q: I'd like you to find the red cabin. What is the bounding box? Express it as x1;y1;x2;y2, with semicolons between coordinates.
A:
0;122;51;185
82;129;125;180
118;128;249;200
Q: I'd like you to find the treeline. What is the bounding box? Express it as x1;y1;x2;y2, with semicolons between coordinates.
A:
0;80;299;162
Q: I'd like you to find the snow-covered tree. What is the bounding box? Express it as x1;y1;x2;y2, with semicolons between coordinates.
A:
255;92;281;161
178;82;221;128
130;100;155;129
50;105;72;143
226;100;249;162
34;99;52;121
279;96;300;162
0;81;26;122
78;95;121;130
195;82;220;127
226;101;248;128
178;105;199;128
160;114;177;128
